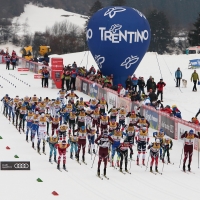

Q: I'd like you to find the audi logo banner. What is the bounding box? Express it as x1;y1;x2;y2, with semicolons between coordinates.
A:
0;161;30;170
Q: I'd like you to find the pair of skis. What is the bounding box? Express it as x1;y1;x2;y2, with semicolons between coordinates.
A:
150;171;162;175
38;152;46;155
76;159;87;165
96;175;109;180
58;167;68;172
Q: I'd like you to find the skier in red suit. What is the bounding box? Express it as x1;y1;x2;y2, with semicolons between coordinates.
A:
55;140;70;170
95;130;113;177
181;130;200;172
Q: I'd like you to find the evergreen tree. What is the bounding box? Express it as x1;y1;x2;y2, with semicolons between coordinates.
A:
188;13;200;46
147;9;173;54
111;0;126;6
84;1;103;50
88;0;104;17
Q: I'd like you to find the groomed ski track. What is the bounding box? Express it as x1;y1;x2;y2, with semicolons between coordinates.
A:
0;64;200;200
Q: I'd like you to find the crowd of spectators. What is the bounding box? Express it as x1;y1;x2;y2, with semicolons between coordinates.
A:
52;62;200;124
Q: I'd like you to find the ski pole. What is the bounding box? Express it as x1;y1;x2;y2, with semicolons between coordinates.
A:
162;151;165;173
198;137;199;169
129;153;132;171
145;152;150;171
91;144;92;160
179;141;184;168
91;145;99;168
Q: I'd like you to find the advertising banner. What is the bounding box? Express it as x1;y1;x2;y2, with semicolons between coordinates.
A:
143;108;159;130
189;59;200;68
131;101;143;116
117;97;131;112
160;115;175;139
88;83;98;98
34;74;42;79
107;91;117;107
98;87;107;100
0;161;30;170
76;77;82;91
81;80;89;94
18;68;29;72
177;122;195;140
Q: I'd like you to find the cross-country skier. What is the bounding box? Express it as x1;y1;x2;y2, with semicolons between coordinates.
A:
25;110;34;142
117;137;131;173
74;126;89;163
69;132;78;159
95;130;113;177
148;139;161;172
153;129;165;159
161;137;173;163
55;140;70;170
47;134;58;163
135;125;149;166
181;130;200;172
109;127;127;167
126;123;135;159
98;97;108;115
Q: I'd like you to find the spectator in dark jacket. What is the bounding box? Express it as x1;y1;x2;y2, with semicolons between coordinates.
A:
148;89;158;103
175;67;182;87
132;74;138;92
138;77;145;95
146;76;153;92
125;75;133;90
43;67;50;88
152;78;157;92
156;79;166;102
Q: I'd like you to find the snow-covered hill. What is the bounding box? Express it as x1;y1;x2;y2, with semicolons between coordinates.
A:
12;4;88;35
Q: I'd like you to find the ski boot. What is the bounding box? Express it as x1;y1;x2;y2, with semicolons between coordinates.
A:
77;155;79;162
49;156;52;162
32;142;35;149
167;157;170;163
183;165;186;172
142;159;145;166
88;149;90;154
57;164;60;170
70;152;73;159
111;160;114;167
93;149;96;154
104;168;106;176
136;159;139;165
97;168;100;176
188;164;191;172
54;155;57;163
63;164;66;170
150;166;152;172
155;166;158;172
26;135;28;142
82;155;85;162
162;158;165;163
119;168;123;172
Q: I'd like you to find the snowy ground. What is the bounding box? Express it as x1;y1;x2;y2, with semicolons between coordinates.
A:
1;63;200;200
12;4;87;36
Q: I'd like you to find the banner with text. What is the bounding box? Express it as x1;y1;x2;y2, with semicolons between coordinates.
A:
88;83;98;98
160;114;175;139
143;108;159;130
0;161;30;170
107;89;117;108
81;80;89;95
